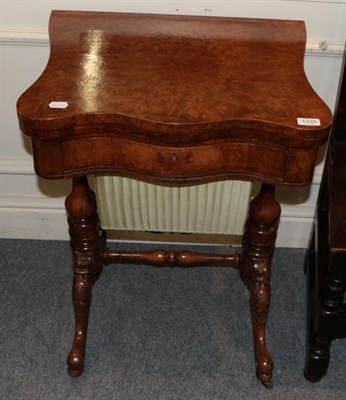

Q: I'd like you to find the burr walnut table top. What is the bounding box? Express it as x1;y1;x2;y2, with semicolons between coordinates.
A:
17;11;332;185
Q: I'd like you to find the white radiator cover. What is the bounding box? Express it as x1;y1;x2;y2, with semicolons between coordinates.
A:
94;177;252;235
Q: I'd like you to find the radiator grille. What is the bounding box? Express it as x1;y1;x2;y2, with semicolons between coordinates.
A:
94;177;251;235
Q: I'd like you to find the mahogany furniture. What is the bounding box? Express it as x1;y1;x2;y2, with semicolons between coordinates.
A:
304;61;346;382
17;11;332;388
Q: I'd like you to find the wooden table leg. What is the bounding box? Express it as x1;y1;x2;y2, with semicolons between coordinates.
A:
65;177;103;377
240;183;281;389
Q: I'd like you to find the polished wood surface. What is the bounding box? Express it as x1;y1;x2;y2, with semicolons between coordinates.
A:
17;10;331;186
16;11;332;388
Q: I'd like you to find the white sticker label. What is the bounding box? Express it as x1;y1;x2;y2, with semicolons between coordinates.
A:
49;101;68;109
297;118;321;126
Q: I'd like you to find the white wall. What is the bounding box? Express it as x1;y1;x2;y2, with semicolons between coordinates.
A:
1;0;345;246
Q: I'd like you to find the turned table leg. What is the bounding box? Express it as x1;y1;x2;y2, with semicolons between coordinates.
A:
240;183;281;389
65;176;103;377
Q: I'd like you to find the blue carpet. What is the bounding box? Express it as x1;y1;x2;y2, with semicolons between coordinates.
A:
0;239;345;399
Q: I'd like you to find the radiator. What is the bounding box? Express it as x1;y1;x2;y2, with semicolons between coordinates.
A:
94;177;252;235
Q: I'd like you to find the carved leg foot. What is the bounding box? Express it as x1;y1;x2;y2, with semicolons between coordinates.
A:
67;277;92;377
240;184;281;388
65;177;103;377
304;337;331;382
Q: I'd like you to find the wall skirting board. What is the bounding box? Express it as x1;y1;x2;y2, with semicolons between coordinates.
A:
1;29;345;56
